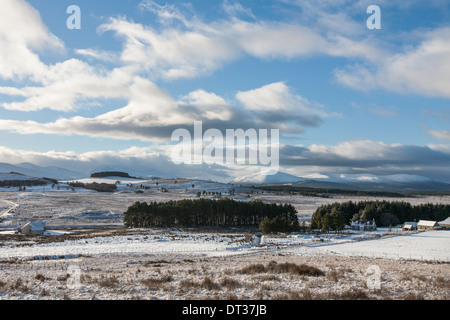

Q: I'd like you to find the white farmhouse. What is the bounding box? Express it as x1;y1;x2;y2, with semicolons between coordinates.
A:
351;220;377;231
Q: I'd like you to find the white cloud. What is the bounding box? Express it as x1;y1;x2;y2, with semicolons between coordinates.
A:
0;145;230;181
0;61;133;111
235;82;331;132
0;0;387;114
99;7;384;80
236;82;295;111
427;144;450;154
0;80;331;142
335;27;450;98
309;140;393;160
222;1;256;19
74;48;118;63
0;0;63;80
427;130;450;141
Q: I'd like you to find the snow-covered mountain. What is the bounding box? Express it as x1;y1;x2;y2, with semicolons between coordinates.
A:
0;162;86;180
0;160;449;192
326;173;432;183
0;172;45;182
230;170;450;192
231;170;302;185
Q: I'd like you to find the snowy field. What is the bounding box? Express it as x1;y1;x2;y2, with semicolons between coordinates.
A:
0;183;449;300
285;230;450;262
0;228;448;262
1;180;450;263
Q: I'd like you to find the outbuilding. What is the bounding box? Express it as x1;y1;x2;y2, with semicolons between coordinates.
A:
402;222;417;231
438;217;450;230
19;222;46;235
417;220;438;230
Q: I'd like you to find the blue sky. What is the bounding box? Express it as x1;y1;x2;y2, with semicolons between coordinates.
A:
0;0;449;182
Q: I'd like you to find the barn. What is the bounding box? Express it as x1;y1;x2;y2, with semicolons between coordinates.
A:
417;220;438;230
402;222;418;231
19;222;46;235
438;217;450;230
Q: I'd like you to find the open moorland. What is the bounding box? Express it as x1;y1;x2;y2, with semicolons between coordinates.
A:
0;179;449;300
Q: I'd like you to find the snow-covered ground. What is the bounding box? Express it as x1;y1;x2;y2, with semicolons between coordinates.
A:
0;184;448;300
0;231;252;260
0;228;448;262
0;184;449;263
284;230;450;262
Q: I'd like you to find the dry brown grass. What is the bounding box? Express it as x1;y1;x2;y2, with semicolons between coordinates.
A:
237;261;324;277
141;274;172;290
201;276;220;291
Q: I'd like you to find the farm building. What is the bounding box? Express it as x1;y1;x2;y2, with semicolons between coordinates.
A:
351;220;377;231
402;222;417;231
417;220;438;230
438;217;450;230
19;222;46;235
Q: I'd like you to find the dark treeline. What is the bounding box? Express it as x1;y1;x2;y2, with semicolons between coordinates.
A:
256;186;406;198
85;182;117;192
90;171;136;178
124;198;298;229
67;181;117;192
311;200;450;231
0;180;47;188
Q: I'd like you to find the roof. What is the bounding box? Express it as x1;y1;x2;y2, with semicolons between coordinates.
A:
351;220;376;225
417;220;437;227
438;216;450;226
22;222;46;231
403;222;417;226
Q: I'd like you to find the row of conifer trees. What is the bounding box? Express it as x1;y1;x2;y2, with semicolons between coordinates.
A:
311;200;450;231
123;198;298;229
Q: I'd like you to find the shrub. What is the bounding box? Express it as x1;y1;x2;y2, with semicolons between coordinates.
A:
95;276;118;288
238;263;266;274
339;288;368;300
220;277;241;289
85;182;117;193
201;276;220;291
141;275;172;290
237;261;324;277
35;274;47;282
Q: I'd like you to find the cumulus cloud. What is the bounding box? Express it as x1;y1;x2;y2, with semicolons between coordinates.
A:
0;1;135;112
0;0;64;80
335;27;450;98
0;81;329;141
236;82;329;132
1;139;450;182
0;61;133;112
0;0;385;113
0;146;230;181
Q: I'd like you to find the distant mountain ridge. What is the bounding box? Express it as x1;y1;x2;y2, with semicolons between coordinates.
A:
1;161;449;193
0;162;86;180
231;170;450;192
0;172;52;187
231;170;302;185
291;179;450;193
